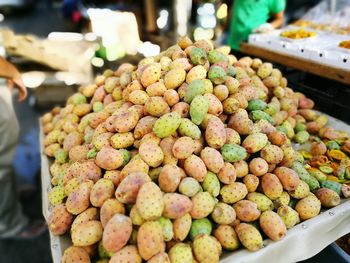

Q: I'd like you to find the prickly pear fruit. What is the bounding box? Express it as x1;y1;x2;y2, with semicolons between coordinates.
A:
257;62;273;79
291;162;320;192
217;162;237;185
208;66;226;85
172;136;195;159
202;172;221;197
158;217;174;242
139;142;164;168
148;252;170;263
145;97;170;117
103;214;132;253
179;177;201;197
234;200;261;222
169;243;193;263
137;221;165;260
178;118;201;139
250;110;274;124
100;198;125;228
109;245;141;263
140;63;161;87
274;167;300;191
220;182;248;204
247;192;273;212
190;218;213;240
190;192;216;219
249;157;269;176
110;132;134;149
48;185;66;206
242;133;268;153
48;204;73;235
159;164;183;193
289;180;310;199
220;144;247;162
186;65;207;83
260;145;284;164
205;116;226;149
190;47;207;65
193;234;221;263
190;95;209;125
136;182;164;220
62;246;91;263
277;205;300;229
214;225;240;251
71;220;103;246
235;223;263;251
211;202;236;225
184;79;206;103
89;178;114;207
243;174;259;193
259;211;286;241
295;195;321;221
315;188;340;208
66;181;93;215
115;172;151;204
321;180;342;195
163;193;192;219
261;173;283;200
184;154;207;182
247;99;267;111
153;112;181;138
95;146;124;171
164;68;186;89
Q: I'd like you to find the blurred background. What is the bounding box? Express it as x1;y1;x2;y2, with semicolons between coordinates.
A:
0;0;349;262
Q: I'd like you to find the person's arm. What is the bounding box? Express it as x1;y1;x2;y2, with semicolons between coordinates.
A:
270;10;284;29
0;57;27;102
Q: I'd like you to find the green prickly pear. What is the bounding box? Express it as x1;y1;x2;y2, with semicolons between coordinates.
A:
242;133;268;153
184;79;206;103
158;217;174;241
190;47;207;65
208;66;226;84
247;192;273;212
220;144;247;162
250;110;274;124
48;185;66;206
208;50;228;64
190;95;209;125
202;172;221;197
178;118;201;139
153;112;181;138
190;218;212;240
277;205;300;229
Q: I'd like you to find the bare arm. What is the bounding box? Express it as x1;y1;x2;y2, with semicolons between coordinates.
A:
0;57;27;101
270;11;284;29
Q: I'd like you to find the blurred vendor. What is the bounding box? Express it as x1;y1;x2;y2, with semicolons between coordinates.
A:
228;0;286;50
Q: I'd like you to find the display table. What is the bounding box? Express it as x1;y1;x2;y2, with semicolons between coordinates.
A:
240;43;350;85
40;115;350;263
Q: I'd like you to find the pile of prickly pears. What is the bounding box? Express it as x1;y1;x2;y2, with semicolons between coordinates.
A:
41;36;350;263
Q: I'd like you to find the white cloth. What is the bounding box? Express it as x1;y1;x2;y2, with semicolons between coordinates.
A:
253;23;274;33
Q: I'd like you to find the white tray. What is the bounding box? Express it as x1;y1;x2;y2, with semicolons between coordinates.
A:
40;115;350;263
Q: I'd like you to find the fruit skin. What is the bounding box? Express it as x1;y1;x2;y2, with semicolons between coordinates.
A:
234;200;261;222
164;68;186;89
71;220;103;246
141;63;161;87
205;116;227;149
243;174;260;193
110;132;134;149
208;49;228;64
115;172;151;204
321;180;342;195
295;195;321;221
178;118;201;139
277;205;300;229
62;246;91;263
145;96;170;117
205;93;223;116
169;243;193;263
66;181;93;215
235;223;263;251
158;217;174;242
163;193;193;219
190;47;207;65
220;144;247;162
173;213;192;241
214;224;240;251
134;116;157;139
260;145;284;164
220;182;248;204
202;171;221;197
218;162;237;184
48;204;73;235
184;154;207;182
274;167;300;191
90;178;114;207
109;245;142;263
249;157;269;176
70;207;98;233
242;133;268;153
190;218;213;240
148;252;170;263
136;182;164;220
179;177;201;197
259;210;286;241
120;157;149;181
48;185;66;206
159;164;183;193
159;137;178;165
184;79;206;103
294;130;310;144
290;162;320;191
261;173;283;200
95;146;124;171
247;99;267;111
100;198;125;228
250;110;274;124
193;234;222;263
208;66;226;85
190;95;209;125
153;112;181;138
190;192;216;219
172;136;195;159
186;65;207;83
315;188;341;208
247;192;273;212
211;202;236;225
227;109;254;135
137;221;165;260
289;180;310;199
139;142;164;168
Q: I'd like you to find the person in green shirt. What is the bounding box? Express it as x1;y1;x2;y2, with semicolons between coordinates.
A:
228;0;286;50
